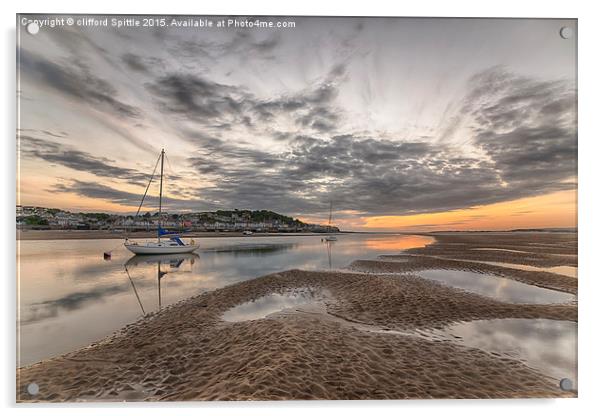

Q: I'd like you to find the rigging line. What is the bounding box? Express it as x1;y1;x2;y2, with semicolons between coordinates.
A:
135;153;162;218
163;152;175;181
163;152;181;205
125;153;161;239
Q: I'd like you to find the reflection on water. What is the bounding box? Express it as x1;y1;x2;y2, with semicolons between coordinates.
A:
417;269;575;304
201;243;296;255
545;266;578;278
325;239;334;269
125;253;200;313
222;290;320;322
471;248;531;254
447;319;577;385
18;234;432;366
477;261;578;278
363;235;434;251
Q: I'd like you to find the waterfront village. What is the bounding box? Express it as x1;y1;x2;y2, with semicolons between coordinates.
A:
16;205;339;233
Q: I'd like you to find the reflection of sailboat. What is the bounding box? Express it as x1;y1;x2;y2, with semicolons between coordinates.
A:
124;253;199;313
323;201;337;242
324;240;334;269
124;149;199;254
124;253;199;268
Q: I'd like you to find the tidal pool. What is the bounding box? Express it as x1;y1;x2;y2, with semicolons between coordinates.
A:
417;269;575;304
470;248;532;254
446;318;577;386
222;291;321;322
476;261;577;278
375;318;577;387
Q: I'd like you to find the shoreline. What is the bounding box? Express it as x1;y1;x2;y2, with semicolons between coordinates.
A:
17;232;577;401
16;229;578;241
17;230;352;241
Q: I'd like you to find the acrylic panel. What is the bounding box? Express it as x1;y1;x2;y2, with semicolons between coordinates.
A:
16;15;577;402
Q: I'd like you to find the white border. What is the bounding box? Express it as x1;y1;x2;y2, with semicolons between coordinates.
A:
3;1;601;415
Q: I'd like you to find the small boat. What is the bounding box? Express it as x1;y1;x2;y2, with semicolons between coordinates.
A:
242;230;253;236
124;149;199;255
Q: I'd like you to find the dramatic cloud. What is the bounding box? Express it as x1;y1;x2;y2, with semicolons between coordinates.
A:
466;67;577;189
18;17;576;227
52;179;212;211
169;30;281;62
146;62;346;138
19;135;151;184
182;67;576;217
186;135;495;215
121;52;149;73
19;48;141;119
44;64;576;219
147;74;249;125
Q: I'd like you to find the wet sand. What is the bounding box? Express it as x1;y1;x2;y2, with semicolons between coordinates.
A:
17;232;577;401
352;256;577;295
405;232;578;267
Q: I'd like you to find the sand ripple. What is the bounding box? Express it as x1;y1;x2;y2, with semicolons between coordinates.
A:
18;267;575;401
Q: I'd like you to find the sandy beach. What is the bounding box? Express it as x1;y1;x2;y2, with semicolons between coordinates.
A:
16;232;577;401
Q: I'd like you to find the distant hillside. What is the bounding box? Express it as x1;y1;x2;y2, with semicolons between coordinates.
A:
16;206;339;233
198;209;306;227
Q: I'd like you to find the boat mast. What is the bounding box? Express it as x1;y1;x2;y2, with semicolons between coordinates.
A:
328;201;333;227
158;149;165;242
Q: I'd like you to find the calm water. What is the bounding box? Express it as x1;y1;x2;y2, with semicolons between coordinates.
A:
222;290;322;322
17;233;433;366
446;319;577;385
417;269;575;304
478;261;578;278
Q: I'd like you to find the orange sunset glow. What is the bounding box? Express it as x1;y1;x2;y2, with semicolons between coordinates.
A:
358;190;577;231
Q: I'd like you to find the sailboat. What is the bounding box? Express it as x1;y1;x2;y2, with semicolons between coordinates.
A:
324;201;337;241
124;149;199;255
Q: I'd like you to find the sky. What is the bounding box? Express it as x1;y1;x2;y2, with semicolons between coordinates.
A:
17;16;577;231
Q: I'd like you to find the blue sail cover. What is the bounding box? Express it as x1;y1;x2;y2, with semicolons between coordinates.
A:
158;226;191;239
158;226;177;236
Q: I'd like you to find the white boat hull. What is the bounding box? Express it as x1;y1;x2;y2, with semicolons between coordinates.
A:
124;242;199;255
324;236;337;241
